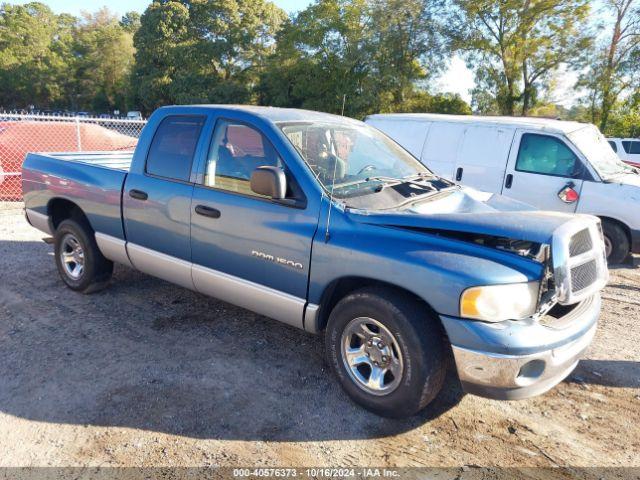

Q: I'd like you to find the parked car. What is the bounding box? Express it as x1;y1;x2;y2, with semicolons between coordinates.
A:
23;105;607;418
365;113;640;264
126;111;143;120
0;121;138;200
607;137;640;168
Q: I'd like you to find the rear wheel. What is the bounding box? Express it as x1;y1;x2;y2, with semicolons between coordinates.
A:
602;220;630;265
325;287;448;418
54;219;113;293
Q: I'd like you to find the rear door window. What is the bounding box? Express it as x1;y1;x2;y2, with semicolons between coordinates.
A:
146;115;206;181
516;133;580;177
608;140;618;152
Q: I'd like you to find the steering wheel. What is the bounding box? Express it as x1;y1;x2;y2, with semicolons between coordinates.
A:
357;164;377;176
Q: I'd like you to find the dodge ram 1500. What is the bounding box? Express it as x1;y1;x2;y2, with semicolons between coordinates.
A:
22;105;608;417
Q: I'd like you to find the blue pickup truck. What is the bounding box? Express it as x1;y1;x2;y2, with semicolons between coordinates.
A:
23;105;608;417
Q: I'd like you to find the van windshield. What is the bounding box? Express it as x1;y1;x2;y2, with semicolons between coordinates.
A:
567;126;636;180
279;120;432;199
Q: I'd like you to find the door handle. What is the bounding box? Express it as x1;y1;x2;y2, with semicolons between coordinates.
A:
129;189;148;201
195;205;221;219
455;167;463;181
505;174;513;189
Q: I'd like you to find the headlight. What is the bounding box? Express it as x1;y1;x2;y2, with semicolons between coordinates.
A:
460;282;539;322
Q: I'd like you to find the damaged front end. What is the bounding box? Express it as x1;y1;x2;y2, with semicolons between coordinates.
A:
348;207;608;320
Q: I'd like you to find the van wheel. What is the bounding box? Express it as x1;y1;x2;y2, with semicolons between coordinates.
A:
325;287;447;418
54;219;113;293
602;220;629;264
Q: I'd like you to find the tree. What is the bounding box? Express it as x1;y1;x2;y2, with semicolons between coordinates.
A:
259;0;376;116
579;0;640;132
449;0;592;116
0;2;75;109
120;11;141;34
132;0;286;111
258;0;447;118
369;0;445;108
73;8;135;112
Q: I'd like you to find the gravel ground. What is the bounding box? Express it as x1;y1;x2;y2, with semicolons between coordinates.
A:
0;202;639;472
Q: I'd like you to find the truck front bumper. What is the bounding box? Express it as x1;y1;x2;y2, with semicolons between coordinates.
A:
440;294;600;400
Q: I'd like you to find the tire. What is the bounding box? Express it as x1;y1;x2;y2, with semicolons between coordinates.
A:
325;286;448;418
602;220;630;265
54;219;113;293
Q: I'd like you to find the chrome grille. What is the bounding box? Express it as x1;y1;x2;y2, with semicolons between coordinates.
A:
552;218;608;305
569;229;593;257
571;260;598;293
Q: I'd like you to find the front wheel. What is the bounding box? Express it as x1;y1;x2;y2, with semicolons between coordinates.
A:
325;287;448;418
602;220;630;265
54;219;113;293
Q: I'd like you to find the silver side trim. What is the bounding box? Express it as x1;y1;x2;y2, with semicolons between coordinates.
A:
25;209;52;235
95;233;133;268
127;243;194;290
192;264;305;330
125;242;306;330
304;303;321;333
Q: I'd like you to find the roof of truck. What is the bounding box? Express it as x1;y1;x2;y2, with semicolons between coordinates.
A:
365;113;591;135
173;104;359;124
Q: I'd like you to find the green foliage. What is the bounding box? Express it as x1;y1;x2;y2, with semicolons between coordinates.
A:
258;0;459;119
132;0;287;111
120;11;141;34
4;0;637;125
0;2;135;112
0;2;74;109
578;0;640;133
450;0;592;116
73;9;135;112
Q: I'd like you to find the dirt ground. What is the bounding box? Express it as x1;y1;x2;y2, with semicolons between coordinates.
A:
1;201;639;472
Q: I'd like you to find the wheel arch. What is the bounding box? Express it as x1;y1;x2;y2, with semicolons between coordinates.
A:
310;276;441;333
598;215;631;246
47;198;94;233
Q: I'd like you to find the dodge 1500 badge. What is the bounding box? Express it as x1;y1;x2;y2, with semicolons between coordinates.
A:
22;105;608;417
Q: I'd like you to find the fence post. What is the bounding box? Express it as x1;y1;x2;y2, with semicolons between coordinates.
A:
75;117;82;151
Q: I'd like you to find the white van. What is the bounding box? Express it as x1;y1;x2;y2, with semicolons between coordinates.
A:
365;113;640;263
607;138;640;167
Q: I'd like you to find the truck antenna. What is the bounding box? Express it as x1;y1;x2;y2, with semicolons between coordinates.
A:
341;94;346;116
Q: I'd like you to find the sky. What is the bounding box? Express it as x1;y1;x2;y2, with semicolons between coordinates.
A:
5;0;589;106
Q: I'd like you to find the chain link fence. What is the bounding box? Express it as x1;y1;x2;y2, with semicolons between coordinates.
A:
0;113;147;201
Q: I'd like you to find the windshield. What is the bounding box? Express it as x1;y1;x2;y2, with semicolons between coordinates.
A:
279;120;430;199
567;125;636;180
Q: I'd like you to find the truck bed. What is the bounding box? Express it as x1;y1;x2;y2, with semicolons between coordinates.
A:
34;151;134;172
22;151;134;240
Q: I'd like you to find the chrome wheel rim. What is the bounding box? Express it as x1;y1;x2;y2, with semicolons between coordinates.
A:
341;317;404;396
603;235;613;259
60;233;85;280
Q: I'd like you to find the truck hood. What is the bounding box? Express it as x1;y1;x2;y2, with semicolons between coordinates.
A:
347;187;578;245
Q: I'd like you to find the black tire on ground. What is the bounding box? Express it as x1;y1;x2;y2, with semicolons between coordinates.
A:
54;219;113;294
602;220;630;265
325;286;448;418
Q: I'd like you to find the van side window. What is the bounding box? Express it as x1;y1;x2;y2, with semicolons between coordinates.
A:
515;134;580;177
204;120;283;197
146;115;205;181
608;140;618;153
622;140;640;154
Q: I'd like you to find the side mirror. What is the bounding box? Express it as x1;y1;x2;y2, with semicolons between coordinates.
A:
250;166;286;199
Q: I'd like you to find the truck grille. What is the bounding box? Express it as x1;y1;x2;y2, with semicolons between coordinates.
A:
552;218;608;305
570;260;598;293
569;229;593;257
